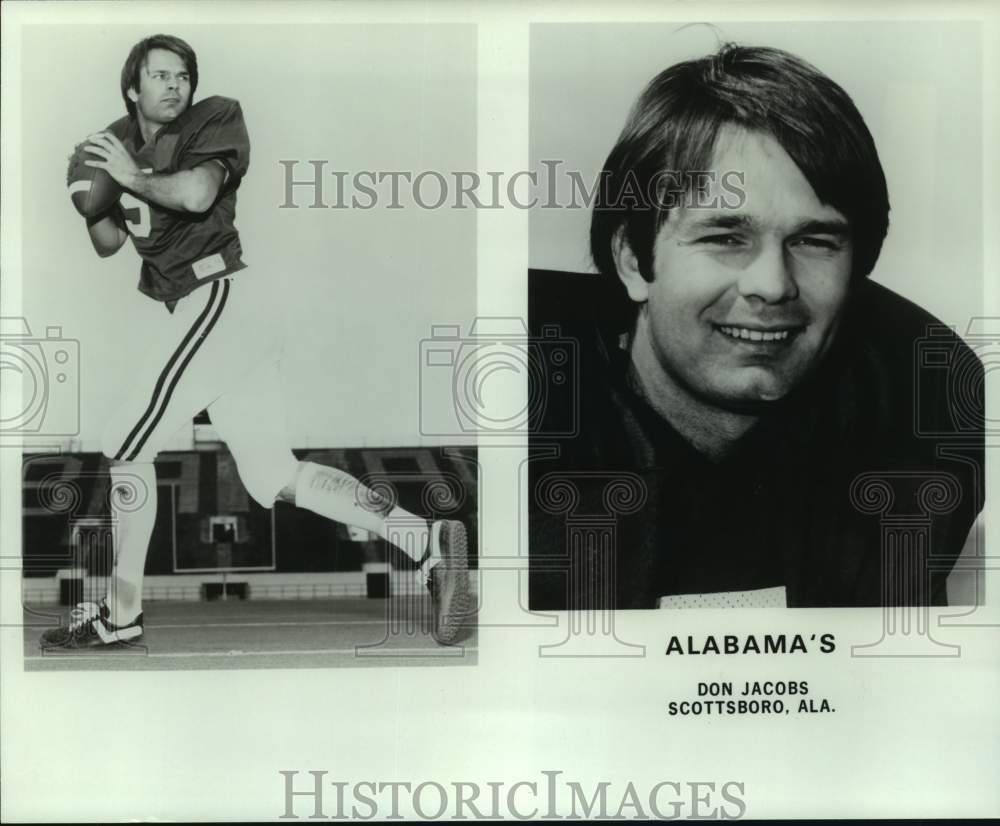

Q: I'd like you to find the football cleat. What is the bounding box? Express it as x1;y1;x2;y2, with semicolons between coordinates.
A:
40;600;144;650
426;520;472;646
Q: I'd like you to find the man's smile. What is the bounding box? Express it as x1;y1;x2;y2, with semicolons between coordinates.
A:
714;323;805;344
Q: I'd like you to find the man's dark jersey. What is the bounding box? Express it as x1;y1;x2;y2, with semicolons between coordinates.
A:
105;96;250;303
527;270;986;609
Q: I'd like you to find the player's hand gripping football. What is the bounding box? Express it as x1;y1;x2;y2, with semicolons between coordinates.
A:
84;132;142;190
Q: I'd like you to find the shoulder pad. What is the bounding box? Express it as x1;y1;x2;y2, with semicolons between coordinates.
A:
105;115;133;141
175;96;244;132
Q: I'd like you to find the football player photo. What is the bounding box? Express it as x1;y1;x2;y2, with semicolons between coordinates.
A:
17;26;479;662
527;25;987;610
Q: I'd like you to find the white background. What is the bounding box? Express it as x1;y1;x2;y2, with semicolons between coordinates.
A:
2;2;999;822
529;20;983;334
17;22;476;450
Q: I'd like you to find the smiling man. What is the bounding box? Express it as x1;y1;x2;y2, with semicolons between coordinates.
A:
615;127;855;459
528;44;984;609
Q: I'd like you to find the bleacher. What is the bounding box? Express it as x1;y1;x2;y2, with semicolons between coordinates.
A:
22;445;477;605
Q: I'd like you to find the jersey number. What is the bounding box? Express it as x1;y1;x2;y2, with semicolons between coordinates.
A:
120;168;153;238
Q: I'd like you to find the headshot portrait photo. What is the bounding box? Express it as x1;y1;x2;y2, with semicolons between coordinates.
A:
526;21;987;611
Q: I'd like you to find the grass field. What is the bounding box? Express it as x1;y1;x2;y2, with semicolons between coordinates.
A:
22;597;477;671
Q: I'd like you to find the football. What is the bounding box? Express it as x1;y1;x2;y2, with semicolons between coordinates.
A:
66;141;121;217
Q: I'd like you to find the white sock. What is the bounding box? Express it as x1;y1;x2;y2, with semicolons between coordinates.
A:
293;462;432;565
105;463;157;627
424;521;443;572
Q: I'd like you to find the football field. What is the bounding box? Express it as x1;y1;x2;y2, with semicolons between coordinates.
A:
21;598;477;671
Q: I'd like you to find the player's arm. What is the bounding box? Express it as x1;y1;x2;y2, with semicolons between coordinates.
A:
85;132;225;214
127;162;226;214
86;208;128;258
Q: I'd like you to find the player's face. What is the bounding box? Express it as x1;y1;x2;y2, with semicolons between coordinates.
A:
624;127;854;411
128;48;192;126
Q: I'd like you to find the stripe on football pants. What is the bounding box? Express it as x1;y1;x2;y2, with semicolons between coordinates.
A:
114;279;230;461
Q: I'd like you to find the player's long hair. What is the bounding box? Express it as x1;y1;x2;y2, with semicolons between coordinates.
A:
121;34;200;119
590;44;890;289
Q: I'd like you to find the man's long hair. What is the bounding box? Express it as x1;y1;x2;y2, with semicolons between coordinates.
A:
590;44;890;287
121;34;199;119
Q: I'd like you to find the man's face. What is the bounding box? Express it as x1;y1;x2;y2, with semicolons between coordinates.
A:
623;127;854;411
127;48;192;126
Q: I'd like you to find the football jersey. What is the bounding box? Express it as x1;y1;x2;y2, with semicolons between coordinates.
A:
106;96;250;303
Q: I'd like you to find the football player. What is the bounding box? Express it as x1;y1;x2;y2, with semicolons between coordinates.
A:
46;34;472;648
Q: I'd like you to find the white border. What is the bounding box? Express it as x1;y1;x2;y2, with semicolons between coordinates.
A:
2;1;998;821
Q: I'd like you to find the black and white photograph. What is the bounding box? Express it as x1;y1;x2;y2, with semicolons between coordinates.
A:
527;21;987;611
11;22;479;668
2;3;998;823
